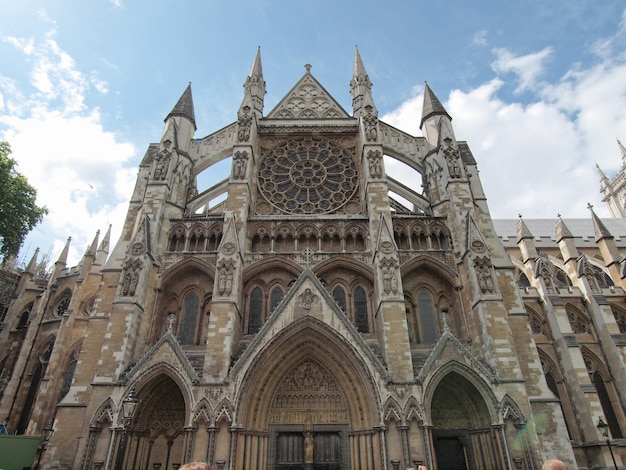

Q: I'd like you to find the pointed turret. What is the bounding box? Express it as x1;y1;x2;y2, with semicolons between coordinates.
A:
596;163;610;188
587;204;622;277
162;84;196;155
24;248;40;275
56;237;71;267
166;83;196;130
350;46;376;116
618;138;626;166
240;47;266;116
555;215;580;265
420;83;455;146
96;225;111;265
516;216;534;243
85;230;100;259
555;216;574;243
589;204;613;242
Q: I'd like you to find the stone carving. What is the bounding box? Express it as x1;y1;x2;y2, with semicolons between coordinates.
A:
269;361;348;424
380;258;399;295
298;288;319;309
153;139;173;181
121;258;142;297
232;151;248;180
443;137;462;178
237;106;252;142
367;149;383;179
217;260;236;296
130;242;145;256
474;256;495;294
363;107;378;142
534;253;555;292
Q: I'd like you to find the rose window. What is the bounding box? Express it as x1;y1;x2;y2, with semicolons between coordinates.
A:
258;137;358;214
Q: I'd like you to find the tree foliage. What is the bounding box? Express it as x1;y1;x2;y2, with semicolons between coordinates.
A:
0;141;48;262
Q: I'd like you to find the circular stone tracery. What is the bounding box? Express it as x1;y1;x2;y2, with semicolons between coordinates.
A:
258;137;358;214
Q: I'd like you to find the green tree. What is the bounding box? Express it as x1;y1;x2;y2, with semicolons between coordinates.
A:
0;141;48;262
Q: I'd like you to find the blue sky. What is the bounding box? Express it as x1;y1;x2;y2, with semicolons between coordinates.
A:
1;0;626;266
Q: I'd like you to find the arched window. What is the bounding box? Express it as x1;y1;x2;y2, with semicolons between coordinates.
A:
270;286;284;314
17;311;30;329
354;286;369;333
333;286;346;313
611;307;626;333
59;359;77;400
593;372;623;438
179;292;200;345
248;287;263;334
417;289;438;343
56;292;72;316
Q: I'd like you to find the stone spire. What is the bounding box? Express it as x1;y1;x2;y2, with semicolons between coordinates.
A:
350;46;376;116
618;138;626;165
56;237;71;267
555;215;575;242
96;225;111;265
241;47;266;116
588;203;613;242
85;230;100;259
166;83;196;130
24;247;39;275
516;215;534;243
420;82;451;129
420;83;455;146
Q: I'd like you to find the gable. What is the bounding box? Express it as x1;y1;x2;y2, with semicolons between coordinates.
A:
266;67;351;119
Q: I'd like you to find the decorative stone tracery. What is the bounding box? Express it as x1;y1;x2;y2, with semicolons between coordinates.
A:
269;360;348;424
257;136;359;215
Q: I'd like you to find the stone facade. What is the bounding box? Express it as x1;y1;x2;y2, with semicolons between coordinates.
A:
0;49;624;469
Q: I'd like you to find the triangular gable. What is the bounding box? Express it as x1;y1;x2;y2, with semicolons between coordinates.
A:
228;266;387;378
464;212;490;259
416;319;498;384
266;68;351;119
120;325;200;385
374;213;398;259
217;211;242;258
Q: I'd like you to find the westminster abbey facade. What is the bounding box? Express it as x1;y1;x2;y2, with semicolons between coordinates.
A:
0;49;625;469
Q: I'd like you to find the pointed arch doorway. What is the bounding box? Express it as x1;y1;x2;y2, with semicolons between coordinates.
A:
235;319;382;470
122;374;188;470
430;371;506;470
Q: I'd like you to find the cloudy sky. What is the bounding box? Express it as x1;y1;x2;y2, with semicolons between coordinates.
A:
1;0;626;266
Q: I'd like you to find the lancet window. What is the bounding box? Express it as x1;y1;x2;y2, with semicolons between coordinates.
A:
354;286;369;333
179;291;200;345
248;286;263;334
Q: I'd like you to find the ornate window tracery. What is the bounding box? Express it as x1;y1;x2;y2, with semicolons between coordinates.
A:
258;137;359;215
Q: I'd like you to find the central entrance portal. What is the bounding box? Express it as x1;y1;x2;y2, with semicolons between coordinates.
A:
272;427;347;470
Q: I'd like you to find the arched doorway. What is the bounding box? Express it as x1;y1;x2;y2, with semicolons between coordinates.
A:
430;371;505;470
123;374;188;470
234;317;381;470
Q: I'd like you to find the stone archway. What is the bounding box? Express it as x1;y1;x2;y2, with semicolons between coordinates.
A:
430;371;505;470
123;374;188;470
234;318;382;470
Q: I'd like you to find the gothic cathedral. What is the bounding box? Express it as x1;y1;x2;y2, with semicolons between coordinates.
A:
1;49;625;470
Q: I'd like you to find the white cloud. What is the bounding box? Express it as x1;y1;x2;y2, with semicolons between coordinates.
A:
0;30;135;266
472;30;488;47
383;38;626;220
491;47;553;93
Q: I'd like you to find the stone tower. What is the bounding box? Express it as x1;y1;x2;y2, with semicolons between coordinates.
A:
1;49;625;470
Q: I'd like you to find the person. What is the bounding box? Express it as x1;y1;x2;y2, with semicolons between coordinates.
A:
542;459;567;470
179;462;213;470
